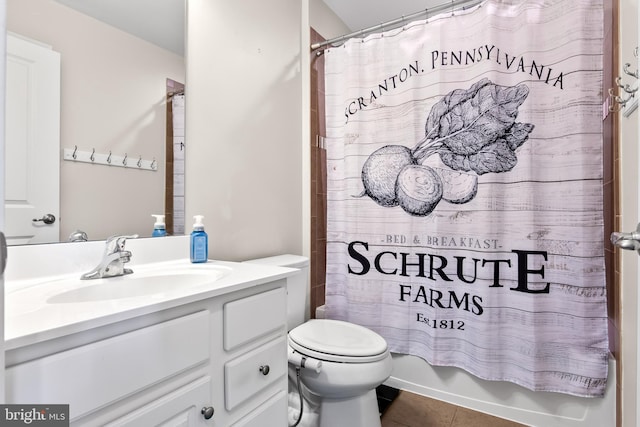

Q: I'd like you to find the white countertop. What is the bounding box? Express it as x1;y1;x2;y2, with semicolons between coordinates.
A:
5;237;299;350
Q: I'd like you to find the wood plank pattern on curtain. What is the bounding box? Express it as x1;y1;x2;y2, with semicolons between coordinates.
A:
323;0;607;397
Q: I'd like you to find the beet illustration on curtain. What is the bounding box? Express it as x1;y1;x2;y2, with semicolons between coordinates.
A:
323;0;607;397
358;78;534;216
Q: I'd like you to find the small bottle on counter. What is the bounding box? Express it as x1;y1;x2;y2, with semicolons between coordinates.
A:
151;215;167;237
190;215;208;263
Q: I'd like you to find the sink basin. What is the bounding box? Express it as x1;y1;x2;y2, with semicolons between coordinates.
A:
46;266;232;304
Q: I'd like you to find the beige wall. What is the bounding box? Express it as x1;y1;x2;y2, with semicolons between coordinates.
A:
618;0;639;425
7;0;185;242
185;0;303;261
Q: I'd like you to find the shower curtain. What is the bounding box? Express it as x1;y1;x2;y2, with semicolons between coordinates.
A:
323;0;607;397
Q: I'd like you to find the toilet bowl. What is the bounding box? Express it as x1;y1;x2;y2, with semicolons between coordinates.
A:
288;319;392;427
244;255;393;427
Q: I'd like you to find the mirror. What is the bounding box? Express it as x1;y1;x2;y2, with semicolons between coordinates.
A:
6;0;186;244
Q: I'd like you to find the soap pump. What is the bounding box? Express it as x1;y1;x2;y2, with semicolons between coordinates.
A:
190;215;208;263
151;214;167;237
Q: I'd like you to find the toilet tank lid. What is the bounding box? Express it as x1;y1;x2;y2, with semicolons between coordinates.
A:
243;254;309;269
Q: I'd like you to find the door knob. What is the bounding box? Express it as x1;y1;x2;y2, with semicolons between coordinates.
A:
32;214;56;225
611;223;640;254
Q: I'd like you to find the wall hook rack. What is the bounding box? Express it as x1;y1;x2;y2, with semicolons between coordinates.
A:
63;146;157;171
609;47;638;117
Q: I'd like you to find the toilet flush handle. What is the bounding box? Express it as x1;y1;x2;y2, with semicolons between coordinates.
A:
288;348;323;373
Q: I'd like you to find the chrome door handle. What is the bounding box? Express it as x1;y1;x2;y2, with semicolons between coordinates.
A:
611;223;640;254
32;214;56;225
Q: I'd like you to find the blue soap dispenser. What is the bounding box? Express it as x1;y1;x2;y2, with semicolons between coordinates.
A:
190;215;208;263
151;214;167;237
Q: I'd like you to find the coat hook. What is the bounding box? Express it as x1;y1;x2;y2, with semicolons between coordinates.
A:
151;157;157;170
616;76;638;94
107;151;112;164
90;148;95;162
72;145;78;159
122;153;128;166
137;155;142;168
608;87;634;112
623;62;639;79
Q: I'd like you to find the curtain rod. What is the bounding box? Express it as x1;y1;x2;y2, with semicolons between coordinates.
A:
311;0;484;51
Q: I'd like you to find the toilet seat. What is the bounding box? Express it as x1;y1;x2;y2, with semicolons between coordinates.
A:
288;319;389;363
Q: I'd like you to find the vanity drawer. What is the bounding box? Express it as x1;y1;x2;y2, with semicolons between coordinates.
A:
6;310;210;421
104;376;211;427
223;286;286;351
224;336;287;411
230;390;287;427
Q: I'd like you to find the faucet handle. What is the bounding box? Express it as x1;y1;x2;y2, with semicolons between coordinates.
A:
105;234;139;253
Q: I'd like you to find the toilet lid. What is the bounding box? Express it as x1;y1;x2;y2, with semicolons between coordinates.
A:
288;319;389;363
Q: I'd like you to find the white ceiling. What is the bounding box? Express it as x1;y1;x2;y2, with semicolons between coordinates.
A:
52;0;478;56
321;0;474;32
54;0;185;55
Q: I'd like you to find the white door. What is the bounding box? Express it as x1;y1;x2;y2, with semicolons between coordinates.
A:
5;33;60;245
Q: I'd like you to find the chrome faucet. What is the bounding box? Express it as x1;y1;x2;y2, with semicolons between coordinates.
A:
68;230;88;242
81;234;138;280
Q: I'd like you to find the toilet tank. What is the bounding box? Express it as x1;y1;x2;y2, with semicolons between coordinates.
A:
243;254;310;330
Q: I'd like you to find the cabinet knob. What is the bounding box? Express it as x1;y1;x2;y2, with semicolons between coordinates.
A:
259;365;270;375
201;406;214;420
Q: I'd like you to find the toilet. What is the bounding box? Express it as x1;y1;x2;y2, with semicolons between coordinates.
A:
244;255;393;427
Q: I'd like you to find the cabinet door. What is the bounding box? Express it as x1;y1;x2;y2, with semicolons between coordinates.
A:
225;336;287;411
230;391;287;427
7;310;210;421
105;377;213;427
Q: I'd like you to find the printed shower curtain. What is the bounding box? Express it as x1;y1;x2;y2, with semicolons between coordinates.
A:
323;0;607;397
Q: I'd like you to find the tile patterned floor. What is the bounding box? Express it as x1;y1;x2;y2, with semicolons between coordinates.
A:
380;389;527;427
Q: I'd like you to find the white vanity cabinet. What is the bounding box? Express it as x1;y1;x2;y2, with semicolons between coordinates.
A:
5;279;289;427
223;286;288;426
